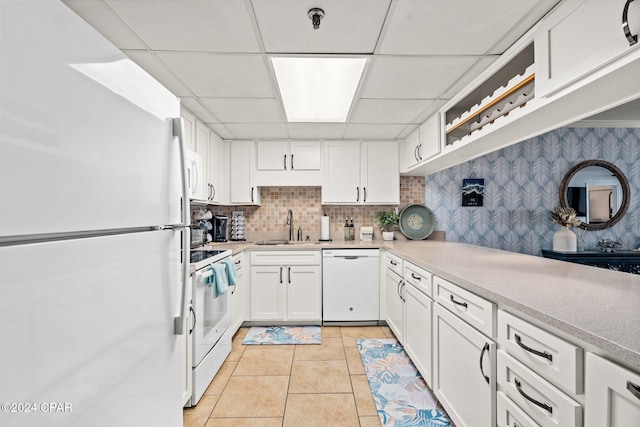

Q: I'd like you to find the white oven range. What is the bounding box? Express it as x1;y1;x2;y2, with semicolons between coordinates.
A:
187;249;232;407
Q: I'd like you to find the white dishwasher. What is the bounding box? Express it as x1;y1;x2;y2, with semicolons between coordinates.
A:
322;249;380;324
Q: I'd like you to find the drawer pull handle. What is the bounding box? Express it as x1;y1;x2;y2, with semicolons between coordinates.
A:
623;0;638;46
390;260;397;266
628;381;640;400
515;334;553;361
450;295;468;308
514;378;553;414
479;342;490;384
411;273;421;280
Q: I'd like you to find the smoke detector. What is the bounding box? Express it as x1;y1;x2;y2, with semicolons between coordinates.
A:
308;8;325;30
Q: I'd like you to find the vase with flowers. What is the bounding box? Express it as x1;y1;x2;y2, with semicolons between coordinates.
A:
550;207;582;252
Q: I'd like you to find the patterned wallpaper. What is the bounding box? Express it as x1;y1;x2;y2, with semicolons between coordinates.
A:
200;176;425;242
425;127;640;255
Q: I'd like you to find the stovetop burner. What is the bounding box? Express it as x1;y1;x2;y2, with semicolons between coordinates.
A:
190;250;227;264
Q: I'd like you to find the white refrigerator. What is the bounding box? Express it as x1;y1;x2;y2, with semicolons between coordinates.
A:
0;1;188;426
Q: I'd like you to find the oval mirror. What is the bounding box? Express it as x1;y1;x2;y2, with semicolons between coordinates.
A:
559;160;630;231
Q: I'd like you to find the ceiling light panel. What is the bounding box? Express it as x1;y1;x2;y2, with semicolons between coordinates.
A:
271;57;367;122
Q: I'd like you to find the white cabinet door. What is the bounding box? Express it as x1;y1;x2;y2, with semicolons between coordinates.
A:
585;353;640;427
401;128;421;172
385;267;404;343
181;108;197;152
230;140;259;205
322;141;361;204
361;141;399;205
433;304;496;427
286;265;321;321
289;141;321;171
250;266;284;320
257;140;289;171
419;113;441;161
207;131;223;203
230;253;246;335
535;0;640;97
404;284;433;386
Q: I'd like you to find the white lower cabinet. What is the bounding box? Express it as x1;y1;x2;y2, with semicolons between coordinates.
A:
497;350;582;427
433;303;496;427
384;266;404;342
230;253;247;335
585;353;640;427
250;251;321;322
404;283;433;386
497;391;539;427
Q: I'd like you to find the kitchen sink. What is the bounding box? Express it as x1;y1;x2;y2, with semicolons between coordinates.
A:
254;240;320;245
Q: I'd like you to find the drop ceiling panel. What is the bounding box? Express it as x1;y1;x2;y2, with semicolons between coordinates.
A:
439;57;498;99
180;97;219;123
362;56;484;99
287;123;346;139
200;98;284;123
343;124;407;139
63;0;145;49
378;0;541;55
157;53;274;98
124;51;193;97
251;0;391;53
105;0;260;52
225;123;289;139
350;99;428;124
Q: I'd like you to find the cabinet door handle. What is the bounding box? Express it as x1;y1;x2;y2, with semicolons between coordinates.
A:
189;306;196;335
414;145;420;162
515;334;553;361
279;266;283;284
450;294;468;308
231;283;236;295
479;342;490;384
288;266;291;284
418;144;423;160
211;185;216;200
291;154;294;170
411;273;421;280
628;381;640;400
284;154;287;170
623;0;638;46
251;187;254;203
514;378;553;414
397;279;402;299
401;282;406;302
356;187;360;202
363;187;367;202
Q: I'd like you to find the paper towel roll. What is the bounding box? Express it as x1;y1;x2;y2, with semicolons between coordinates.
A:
320;215;330;241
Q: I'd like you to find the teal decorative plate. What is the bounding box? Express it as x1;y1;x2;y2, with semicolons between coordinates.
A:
399;204;435;240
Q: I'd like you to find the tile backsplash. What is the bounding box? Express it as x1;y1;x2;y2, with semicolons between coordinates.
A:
197;176;426;241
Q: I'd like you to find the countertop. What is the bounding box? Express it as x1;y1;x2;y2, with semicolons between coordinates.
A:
198;239;640;371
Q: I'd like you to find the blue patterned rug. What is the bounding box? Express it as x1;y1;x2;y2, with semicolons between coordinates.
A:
242;326;321;345
357;338;452;427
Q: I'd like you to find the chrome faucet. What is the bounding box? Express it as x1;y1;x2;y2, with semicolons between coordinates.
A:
286;209;294;241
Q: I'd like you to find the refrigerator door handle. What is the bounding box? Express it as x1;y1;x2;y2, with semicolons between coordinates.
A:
172;117;190;335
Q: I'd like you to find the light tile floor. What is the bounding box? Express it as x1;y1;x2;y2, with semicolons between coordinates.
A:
184;326;396;427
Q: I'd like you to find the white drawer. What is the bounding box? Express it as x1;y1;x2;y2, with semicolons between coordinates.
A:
498;310;583;395
403;261;432;298
250;250;320;266
497;391;540;427
385;252;403;275
433;275;495;337
498;350;582;427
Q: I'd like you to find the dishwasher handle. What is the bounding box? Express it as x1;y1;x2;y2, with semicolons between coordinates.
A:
337;256;361;260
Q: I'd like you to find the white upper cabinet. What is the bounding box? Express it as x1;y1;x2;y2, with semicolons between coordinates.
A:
230;140;260;205
207;130;226;204
256;140;321;186
535;0;640;97
401;114;441;172
322;141;399;205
